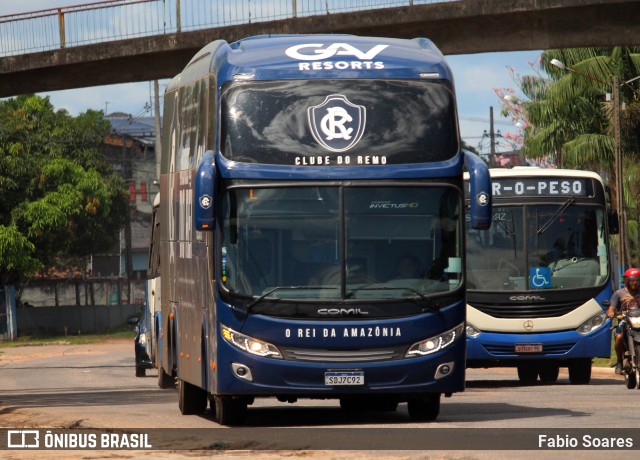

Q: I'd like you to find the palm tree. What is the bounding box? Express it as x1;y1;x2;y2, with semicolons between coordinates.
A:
522;47;640;265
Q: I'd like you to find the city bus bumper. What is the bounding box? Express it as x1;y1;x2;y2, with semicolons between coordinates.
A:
465;323;611;367
213;339;465;397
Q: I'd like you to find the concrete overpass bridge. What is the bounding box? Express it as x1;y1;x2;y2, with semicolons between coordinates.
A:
0;0;639;97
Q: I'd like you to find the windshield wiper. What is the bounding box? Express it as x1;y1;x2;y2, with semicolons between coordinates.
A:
245;286;335;311
345;285;440;312
537;197;575;235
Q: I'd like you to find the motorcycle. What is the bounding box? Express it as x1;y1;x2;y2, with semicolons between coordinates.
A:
617;307;640;389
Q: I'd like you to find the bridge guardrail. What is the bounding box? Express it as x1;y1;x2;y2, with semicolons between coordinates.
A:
0;0;458;57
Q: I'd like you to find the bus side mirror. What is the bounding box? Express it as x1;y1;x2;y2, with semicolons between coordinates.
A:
195;150;216;231
463;150;492;230
608;209;619;235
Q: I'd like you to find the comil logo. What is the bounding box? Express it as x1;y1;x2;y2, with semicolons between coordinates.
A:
285;43;388;71
308;95;366;152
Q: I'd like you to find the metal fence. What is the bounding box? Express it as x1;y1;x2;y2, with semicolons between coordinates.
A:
0;0;459;57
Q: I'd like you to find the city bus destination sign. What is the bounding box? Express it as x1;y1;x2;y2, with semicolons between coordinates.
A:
490;177;589;198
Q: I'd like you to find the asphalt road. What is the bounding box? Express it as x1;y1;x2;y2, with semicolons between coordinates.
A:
1;339;638;459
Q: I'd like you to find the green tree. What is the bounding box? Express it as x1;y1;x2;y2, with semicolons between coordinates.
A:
501;47;640;264
0;95;128;286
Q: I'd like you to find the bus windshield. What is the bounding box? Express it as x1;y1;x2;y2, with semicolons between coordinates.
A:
221;185;462;304
466;204;608;291
220;79;458;165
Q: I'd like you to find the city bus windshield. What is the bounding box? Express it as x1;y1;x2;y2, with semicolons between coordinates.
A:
466;205;608;291
220;79;458;165
221;185;462;305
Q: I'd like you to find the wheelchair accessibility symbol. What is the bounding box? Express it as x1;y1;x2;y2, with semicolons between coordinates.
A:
529;267;551;289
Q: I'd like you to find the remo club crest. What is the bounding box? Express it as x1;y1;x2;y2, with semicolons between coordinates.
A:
307;95;366;152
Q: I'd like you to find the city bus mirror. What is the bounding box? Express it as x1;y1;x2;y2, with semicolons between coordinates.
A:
463;150;492;230
195;150;217;231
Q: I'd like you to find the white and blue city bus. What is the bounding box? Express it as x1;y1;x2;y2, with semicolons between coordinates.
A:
158;34;491;425
465;167;617;385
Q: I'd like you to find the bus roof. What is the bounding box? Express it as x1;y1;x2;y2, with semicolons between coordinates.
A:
168;34;453;91
464;167;604;183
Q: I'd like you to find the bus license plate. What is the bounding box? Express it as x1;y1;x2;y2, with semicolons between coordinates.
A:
325;371;364;386
515;344;543;353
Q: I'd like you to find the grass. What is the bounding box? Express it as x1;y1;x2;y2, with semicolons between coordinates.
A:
0;328;135;348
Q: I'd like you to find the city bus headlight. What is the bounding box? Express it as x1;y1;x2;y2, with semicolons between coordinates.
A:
576;311;608;335
405;323;465;357
466;323;481;337
220;325;283;359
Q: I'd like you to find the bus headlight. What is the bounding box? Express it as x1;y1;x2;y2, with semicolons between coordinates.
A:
405;323;465;357
138;332;147;345
221;325;283;359
577;311;608;335
466;323;481;337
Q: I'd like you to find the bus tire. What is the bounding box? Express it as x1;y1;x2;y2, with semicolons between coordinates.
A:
538;364;559;383
517;365;538;384
568;359;591;385
135;366;146;377
156;341;175;389
214;395;247;426
157;366;174;389
407;393;440;422
178;379;207;415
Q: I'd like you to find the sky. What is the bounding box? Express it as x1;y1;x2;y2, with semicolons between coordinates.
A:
0;1;543;156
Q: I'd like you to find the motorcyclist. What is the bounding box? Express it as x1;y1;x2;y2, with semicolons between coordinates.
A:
607;267;640;374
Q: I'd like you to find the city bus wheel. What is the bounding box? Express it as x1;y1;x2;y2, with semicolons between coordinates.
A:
135;366;146;377
538;364;559;383
214;395;248;426
568;359;592;385
517;365;538;384
407;393;440;422
156;341;175;389
178;379;207;415
157;366;175;389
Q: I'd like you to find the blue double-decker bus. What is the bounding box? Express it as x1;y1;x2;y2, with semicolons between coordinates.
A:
158;34;491;425
465;167;617;385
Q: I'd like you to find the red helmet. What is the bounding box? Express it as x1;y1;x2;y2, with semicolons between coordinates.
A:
624;268;640;284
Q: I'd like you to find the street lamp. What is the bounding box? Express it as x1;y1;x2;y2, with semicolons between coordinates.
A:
550;59;627;272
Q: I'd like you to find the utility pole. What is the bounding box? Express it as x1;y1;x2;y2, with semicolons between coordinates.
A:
489;106;496;167
154;80;161;182
612;76;627;271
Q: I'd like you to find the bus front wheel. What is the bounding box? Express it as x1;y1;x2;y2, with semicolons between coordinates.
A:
178;379;207;415
407;393;440;421
517;365;538;384
568;359;592;385
214;395;248;426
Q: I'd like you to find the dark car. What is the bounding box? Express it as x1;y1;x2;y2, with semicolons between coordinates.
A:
127;310;153;377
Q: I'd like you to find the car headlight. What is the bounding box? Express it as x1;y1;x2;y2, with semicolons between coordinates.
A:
577;311;608;335
405;323;465;357
220;325;283;359
138;332;147;345
466;323;481;337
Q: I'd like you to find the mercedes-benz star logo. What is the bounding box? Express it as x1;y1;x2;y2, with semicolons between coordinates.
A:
523;320;534;331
